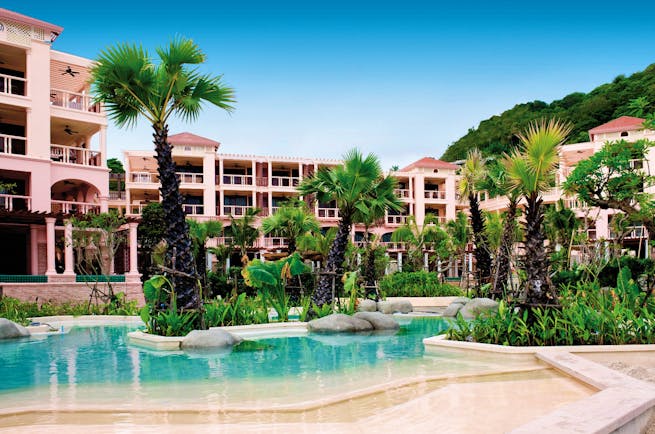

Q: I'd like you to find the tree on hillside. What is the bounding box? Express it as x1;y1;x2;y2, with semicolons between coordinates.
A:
92;38;235;313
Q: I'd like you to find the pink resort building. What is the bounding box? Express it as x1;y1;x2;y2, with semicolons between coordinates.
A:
0;9;142;303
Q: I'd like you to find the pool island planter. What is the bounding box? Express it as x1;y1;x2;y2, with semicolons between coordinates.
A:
426;335;655;434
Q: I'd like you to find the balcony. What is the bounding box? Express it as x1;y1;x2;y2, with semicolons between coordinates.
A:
130;172;159;183
610;226;648;240
50;89;101;113
271;176;300;188
0;194;30;211
177;172;204;184
222;205;254;216
317;207;339;219
394;188;410;199
380;241;406;250
109;191;126;200
0;73;26;97
50;144;101;166
51;200;100;214
218;174;253;186
183;204;204;215
386;214;407;225
257;237;288;249
424;190;447;200
128;203;146;215
0;134;26;156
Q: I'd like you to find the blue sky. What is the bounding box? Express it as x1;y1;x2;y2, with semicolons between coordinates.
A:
5;1;655;168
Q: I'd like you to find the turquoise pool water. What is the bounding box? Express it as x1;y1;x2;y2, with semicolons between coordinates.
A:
0;318;450;393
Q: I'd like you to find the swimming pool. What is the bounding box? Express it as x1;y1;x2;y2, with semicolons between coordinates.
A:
0;317;593;431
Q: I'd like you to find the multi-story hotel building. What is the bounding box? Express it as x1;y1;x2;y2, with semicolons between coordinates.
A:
0;8;141;302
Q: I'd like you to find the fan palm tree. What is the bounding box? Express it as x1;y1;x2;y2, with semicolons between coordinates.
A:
225;207;261;263
391;214;450;272
187;219;223;293
297;227;337;268
544;199;580;269
505;119;572;305
446;211;471;279
458;149;492;289
261;200;320;254
298;149;399;305
91;38;235;310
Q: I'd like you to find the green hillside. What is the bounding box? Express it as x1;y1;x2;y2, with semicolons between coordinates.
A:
440;63;655;162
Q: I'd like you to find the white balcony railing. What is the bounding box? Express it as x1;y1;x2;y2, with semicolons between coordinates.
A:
386;214;408;225
50;88;101;113
424;190;447;200
610;226;648;240
317;207;339;219
380;241;406;250
222;205;254;216
271;176;300;188
270;206;280;215
177;172;203;184
182;204;204;215
219;174;253;186
109;191;126;200
394;188;410;199
130;172;158;183
50;144;102;166
0;194;31;211
258;237;288;248
213;237;234;246
0;134;27;156
127;203;146;215
51;200;100;214
0;73;26;96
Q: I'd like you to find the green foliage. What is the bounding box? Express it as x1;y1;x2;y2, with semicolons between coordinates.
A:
203;293;268;327
261;199;319;253
379;272;462;297
107;158;124;174
391;214;453;271
137;202;167;281
441;63;655;161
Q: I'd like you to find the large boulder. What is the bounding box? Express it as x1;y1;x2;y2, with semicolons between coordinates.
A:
354;312;400;331
376;301;395;314
357;299;377;312
0;318;29;340
451;297;471;304
308;313;374;333
392;300;413;314
442;302;466;317
458;298;499;319
181;329;243;349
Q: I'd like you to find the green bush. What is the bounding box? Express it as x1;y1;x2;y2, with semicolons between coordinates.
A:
379;271;462;297
204;293;268;327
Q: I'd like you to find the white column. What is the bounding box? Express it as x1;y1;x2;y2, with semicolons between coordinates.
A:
424;252;429;271
397;252;402;272
63;220;75;275
45;217;57;276
128;222;139;275
203;153;216;216
100;126;107;167
445;175;456;221
414;174;425;226
218;158;224;216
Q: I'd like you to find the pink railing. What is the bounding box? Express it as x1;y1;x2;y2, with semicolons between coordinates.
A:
51;200;100;214
50;144;101;166
0;194;31;211
0;73;26;96
50;88;101;113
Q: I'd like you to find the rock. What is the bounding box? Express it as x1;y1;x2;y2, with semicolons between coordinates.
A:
0;318;30;340
181;329;243;349
442;302;466;317
354;312;400;330
451;297;471;304
308;313;374;333
377;301;395;314
357;299;377;312
458;298;499;319
392;300;413;314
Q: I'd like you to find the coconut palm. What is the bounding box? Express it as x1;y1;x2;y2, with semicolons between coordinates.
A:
505;119;572;305
446;211;470;280
298;149;399;305
458;149;492;289
187;219;223;292
225;208;261;263
391;214;450;272
91;38;235;310
261;200;320;254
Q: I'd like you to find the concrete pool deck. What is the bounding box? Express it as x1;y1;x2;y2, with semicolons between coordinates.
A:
3;314;655;433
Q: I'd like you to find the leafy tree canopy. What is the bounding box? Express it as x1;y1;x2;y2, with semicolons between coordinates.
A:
107;158;124;174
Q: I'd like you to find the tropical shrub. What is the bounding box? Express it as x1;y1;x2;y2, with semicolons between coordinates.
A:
379;271;462;297
204;293;268;327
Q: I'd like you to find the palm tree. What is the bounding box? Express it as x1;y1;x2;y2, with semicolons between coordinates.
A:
225;207;261;263
298;149;399;305
92;38;235;310
261;200;320;254
391;214;450;272
544;199;580;269
446;211;470;280
187;219;223;293
297;227;337;268
458;149;492;289
505;119;572;306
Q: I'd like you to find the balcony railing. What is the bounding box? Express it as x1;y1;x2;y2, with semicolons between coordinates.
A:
182;204;204;215
258;237;288;248
386;214;408;225
128;203;146;215
256;177;268;187
317;207;339;219
0;73;26;96
50;88;101;113
50;144;101;166
394;188;410;198
177;172;203;184
130;172;159;183
0;134;26;155
380;241;406;250
222;205;254;216
213;237;234;246
109;191;126;200
271;176;300;188
219;174;253;186
0;194;31;211
51;200;100;214
610;226;648;240
424;190;446;200
270;206;280;215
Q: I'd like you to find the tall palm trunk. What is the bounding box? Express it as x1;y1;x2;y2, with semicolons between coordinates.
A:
315;216;351;305
287;238;297;255
492;198;517;298
153;124;200;310
362;229;378;299
522;195;552;305
469;193;492;289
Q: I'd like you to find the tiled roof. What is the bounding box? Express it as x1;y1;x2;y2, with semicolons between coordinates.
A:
588;116;645;135
400;157;459;172
168;132;220;148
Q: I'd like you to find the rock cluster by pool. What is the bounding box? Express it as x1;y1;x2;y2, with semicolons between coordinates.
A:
442;297;499;319
357;299;413;314
308;312;400;333
181;329;243;349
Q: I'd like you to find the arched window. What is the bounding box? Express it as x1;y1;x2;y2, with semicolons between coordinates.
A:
620;131;629;137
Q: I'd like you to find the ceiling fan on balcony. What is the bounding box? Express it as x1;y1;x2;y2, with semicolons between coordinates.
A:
61;66;80;77
64;125;79;135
